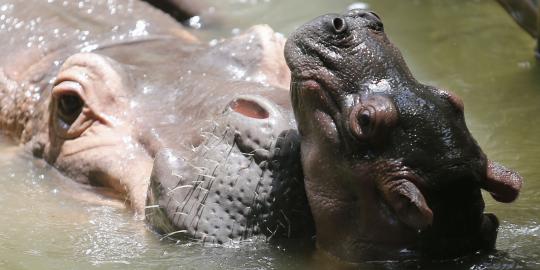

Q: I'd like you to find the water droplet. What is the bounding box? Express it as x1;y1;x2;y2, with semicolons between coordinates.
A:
209;39;218;47
129;20;148;37
189;16;202;29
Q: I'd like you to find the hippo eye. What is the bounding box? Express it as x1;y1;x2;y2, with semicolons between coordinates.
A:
57;93;84;125
368;11;381;21
368;21;384;32
355;10;383;32
52;80;85;127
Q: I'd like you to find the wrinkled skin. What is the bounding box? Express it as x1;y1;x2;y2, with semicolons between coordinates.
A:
0;0;313;243
495;0;539;58
285;10;523;261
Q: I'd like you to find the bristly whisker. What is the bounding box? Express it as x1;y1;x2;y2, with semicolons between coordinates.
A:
160;230;188;241
167;185;195;195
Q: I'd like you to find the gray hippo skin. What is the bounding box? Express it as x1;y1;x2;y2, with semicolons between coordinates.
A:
0;0;313;243
285;10;523;261
496;0;539;58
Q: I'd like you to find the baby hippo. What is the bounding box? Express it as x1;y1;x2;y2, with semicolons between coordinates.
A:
284;10;523;261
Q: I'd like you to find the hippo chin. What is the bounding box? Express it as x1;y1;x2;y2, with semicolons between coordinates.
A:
284;10;523;261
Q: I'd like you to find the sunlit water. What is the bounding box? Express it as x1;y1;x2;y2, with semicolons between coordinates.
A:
1;0;539;269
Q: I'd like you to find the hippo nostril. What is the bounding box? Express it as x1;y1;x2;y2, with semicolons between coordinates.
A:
332;17;347;33
230;98;269;119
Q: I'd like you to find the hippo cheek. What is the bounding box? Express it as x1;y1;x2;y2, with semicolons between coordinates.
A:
51;129;154;212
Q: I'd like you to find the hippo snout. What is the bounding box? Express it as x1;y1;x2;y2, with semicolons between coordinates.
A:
146;94;312;243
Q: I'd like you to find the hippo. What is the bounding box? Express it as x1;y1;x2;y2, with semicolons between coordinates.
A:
496;0;539;58
0;0;523;262
284;10;523;261
0;0;312;242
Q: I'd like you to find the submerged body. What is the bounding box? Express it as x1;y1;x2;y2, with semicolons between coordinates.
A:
285;10;523;261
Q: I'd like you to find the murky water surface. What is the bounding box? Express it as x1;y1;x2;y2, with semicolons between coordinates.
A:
1;0;539;269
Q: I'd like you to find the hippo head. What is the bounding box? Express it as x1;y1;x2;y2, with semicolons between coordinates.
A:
24;25;312;244
285;10;523;261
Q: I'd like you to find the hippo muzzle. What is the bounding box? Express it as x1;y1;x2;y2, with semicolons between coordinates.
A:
146;94;313;244
285;9;523;261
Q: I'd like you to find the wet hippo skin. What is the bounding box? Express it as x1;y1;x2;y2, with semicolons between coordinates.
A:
0;0;524;261
0;0;313;243
285;10;523;261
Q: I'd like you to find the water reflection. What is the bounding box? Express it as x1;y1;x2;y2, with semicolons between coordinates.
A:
0;0;539;269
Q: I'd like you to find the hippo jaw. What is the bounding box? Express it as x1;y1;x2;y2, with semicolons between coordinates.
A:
285;10;522;261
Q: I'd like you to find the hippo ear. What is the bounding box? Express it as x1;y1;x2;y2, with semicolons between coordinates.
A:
377;178;433;231
482;160;523;203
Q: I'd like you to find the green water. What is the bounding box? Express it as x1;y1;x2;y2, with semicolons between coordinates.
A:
0;0;539;269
